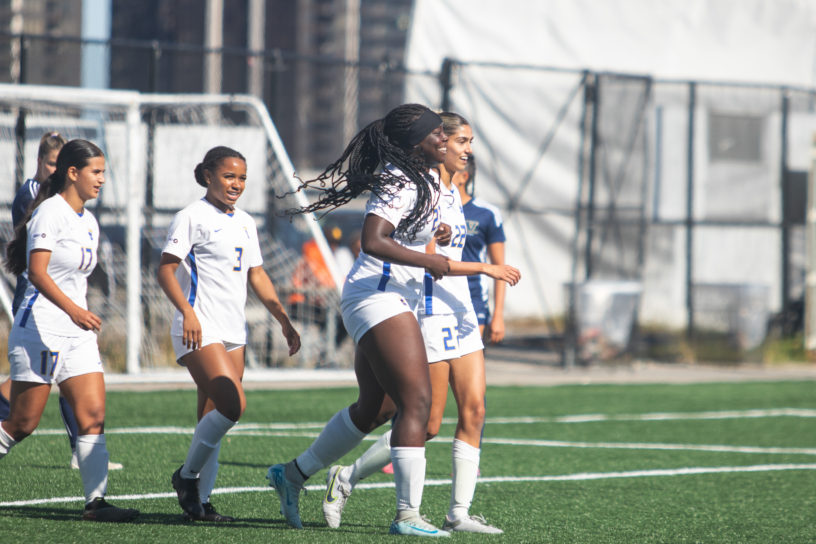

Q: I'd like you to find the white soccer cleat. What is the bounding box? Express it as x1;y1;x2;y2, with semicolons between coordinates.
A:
323;465;353;528
389;514;450;537
267;462;304;529
442;514;503;534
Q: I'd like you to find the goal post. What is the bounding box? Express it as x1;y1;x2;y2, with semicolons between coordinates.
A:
0;83;345;374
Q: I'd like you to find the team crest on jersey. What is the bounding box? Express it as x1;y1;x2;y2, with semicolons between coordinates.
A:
88;230;94;240
243;226;250;239
466;219;479;235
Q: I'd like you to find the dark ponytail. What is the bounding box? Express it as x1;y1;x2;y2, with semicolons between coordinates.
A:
5;139;104;276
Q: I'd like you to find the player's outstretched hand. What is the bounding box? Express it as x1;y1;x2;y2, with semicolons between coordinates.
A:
485;264;521;286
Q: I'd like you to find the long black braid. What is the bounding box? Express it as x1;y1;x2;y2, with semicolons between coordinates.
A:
286;103;440;241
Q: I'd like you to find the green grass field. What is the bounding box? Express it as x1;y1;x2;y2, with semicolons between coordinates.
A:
1;381;815;543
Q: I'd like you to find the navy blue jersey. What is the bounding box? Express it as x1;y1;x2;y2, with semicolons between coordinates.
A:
462;197;506;305
11;178;40;227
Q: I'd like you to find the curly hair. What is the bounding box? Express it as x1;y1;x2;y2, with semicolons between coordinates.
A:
286;103;441;240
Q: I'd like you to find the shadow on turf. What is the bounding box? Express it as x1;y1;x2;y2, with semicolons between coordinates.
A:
3;506;379;532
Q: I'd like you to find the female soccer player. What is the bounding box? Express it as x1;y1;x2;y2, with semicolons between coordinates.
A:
0;131;122;472
454;155;508;343
158;146;300;522
322;113;517;534
0;139;138;522
267;103;453;537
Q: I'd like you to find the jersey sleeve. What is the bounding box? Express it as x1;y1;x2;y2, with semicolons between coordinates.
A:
162;209;194;259
485;208;507;245
26;203;59;253
365;185;416;230
12;180;38;227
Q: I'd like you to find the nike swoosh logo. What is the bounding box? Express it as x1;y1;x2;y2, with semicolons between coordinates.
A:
325;471;339;503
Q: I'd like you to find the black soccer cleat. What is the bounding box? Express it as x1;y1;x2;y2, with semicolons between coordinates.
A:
182;502;236;522
171;466;205;518
81;497;139;522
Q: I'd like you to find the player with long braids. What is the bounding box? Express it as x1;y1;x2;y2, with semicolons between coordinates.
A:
322;112;517;534
266;103;453;537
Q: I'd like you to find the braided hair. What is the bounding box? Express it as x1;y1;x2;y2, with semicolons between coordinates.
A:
287;103;441;241
5;139;104;276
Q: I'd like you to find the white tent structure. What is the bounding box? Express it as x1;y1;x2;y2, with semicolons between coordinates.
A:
404;0;816;349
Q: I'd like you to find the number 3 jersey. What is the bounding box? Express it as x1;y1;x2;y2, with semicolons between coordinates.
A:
420;182;473;316
15;195;100;336
162;198;263;344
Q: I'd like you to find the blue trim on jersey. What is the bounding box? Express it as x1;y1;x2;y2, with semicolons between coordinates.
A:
377;262;392;291
423;272;434;315
19;291;39;328
187;251;199;306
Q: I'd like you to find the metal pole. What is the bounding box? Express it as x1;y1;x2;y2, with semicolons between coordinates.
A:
563;70;591;368
584;75;600;280
440;58;454;112
125;102;144;374
685;82;696;340
780;88;791;334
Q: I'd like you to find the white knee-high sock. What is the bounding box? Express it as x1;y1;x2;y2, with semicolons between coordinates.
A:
392;446;425;517
198;441;221;504
449;439;481;520
181;410;234;479
77;434;109;503
295;407;366;478
0;424;18;458
348;429;391;485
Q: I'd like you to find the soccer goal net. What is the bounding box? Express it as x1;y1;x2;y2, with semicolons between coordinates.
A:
0;84;350;374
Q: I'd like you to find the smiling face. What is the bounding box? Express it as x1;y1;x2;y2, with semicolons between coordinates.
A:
415;124;448;168
443;124;473;177
69;156;106;203
204;156;247;212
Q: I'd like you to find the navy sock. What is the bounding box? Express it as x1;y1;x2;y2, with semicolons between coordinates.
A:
0;391;9;421
59;396;79;451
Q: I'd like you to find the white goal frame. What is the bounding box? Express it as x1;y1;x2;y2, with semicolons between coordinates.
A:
0;83;342;374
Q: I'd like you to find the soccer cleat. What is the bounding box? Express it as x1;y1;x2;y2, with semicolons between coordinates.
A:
323;465;353;528
389;514;450;537
267;462;304;529
81;497;139;522
382;462;394;474
442;514;503;534
183;502;236;522
71;451;124;470
172;466;205;519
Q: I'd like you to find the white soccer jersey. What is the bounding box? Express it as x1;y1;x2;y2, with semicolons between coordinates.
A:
15;195;100;336
162;198;263;344
342;165;442;311
419;181;473;315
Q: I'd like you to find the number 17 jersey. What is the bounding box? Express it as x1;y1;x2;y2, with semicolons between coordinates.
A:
162;198;263;344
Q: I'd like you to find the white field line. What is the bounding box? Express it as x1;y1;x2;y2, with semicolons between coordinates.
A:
2;463;815;508
28;407;816;438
